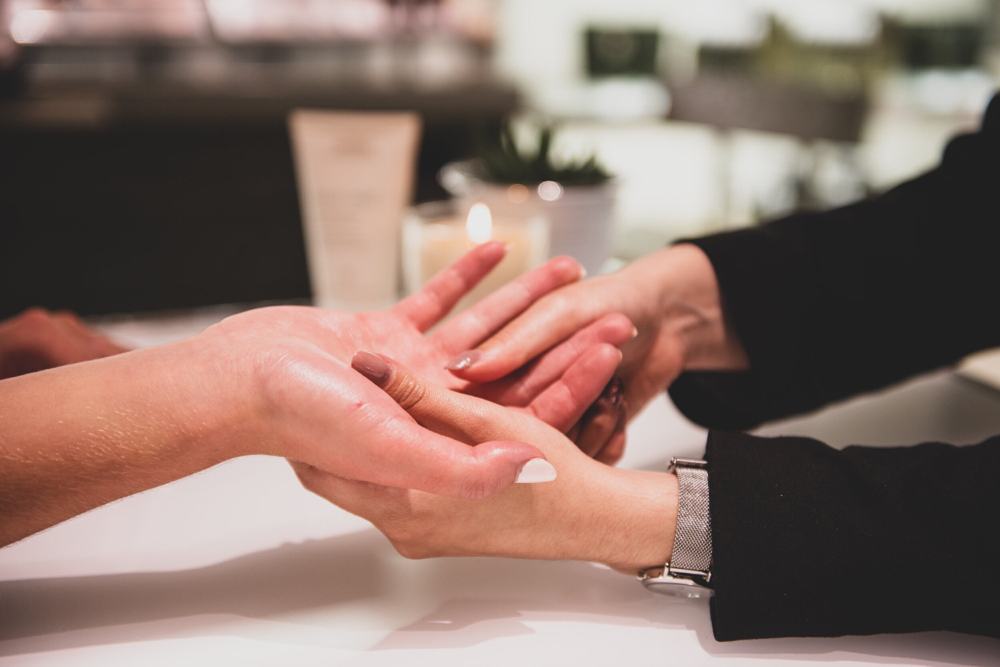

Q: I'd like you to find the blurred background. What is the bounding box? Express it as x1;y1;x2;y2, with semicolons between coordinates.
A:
1;0;998;319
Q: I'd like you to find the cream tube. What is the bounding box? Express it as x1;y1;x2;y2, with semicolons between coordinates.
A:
289;110;421;311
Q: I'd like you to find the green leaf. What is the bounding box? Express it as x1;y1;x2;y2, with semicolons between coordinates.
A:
476;119;612;186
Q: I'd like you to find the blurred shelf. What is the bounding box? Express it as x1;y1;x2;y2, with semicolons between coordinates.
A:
0;77;519;127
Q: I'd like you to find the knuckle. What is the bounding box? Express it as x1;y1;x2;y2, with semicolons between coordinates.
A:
390;375;428;412
508;277;534;303
546;292;572;314
459;308;491;339
18;308;52;327
603;313;635;337
482;330;513;354
458;477;496;501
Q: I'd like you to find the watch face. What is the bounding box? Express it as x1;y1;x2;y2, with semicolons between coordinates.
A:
641;571;714;599
644;580;714;599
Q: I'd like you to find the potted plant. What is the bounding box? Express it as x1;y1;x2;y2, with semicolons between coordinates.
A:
439;122;617;275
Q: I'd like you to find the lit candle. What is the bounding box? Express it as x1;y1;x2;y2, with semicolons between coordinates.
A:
403;201;549;313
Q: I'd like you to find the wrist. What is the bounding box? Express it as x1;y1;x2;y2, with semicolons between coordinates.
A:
592;468;678;574
635;244;748;372
159;333;263;462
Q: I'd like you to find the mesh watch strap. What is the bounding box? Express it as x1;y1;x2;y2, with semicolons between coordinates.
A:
669;459;712;576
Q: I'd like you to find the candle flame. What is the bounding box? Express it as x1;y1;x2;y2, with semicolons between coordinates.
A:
466;203;492;244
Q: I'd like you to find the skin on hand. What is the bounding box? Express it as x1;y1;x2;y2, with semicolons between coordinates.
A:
446;244;750;464
0;243;625;545
292;352;678;574
0;308;130;380
195;243;626;499
568;377;627;465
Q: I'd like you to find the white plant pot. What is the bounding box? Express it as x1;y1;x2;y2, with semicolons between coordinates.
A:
440;160;617;276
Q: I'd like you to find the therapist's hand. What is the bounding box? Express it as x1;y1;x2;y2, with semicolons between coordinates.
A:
292;353;678;574
0;308;129;380
445;244;750;464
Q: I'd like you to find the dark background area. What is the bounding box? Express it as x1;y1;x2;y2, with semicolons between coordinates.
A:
0;126;310;318
0;73;516;319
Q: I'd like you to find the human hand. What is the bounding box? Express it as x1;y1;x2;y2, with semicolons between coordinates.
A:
0;244;630;545
292;352;677;574
0;307;129;380
194;242;631;498
445;244;749;464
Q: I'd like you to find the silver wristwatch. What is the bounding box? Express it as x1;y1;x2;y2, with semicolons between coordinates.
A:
638;458;713;598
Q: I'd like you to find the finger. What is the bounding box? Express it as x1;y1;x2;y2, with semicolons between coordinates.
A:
30;317;95;366
523;345;621;433
88;336;131;358
430;255;585;355
52;313;131;358
594;401;628;466
470;313;635;407
444;281;604;383
566;421;581;443
329;400;549;499
351;351;558;496
47;311;129;360
392;241;507;332
574;378;624;458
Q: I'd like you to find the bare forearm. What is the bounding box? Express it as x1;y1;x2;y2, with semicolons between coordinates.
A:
0;340;248;546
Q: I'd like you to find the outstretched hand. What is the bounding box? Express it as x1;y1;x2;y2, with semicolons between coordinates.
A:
200;242;632;499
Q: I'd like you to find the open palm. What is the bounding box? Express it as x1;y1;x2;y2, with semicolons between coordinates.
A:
198;242;630;498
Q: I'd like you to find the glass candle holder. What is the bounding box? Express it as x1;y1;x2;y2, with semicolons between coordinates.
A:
402;200;550;313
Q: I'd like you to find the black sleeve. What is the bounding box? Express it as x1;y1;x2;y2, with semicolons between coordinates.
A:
705;430;1000;641
669;94;1000;430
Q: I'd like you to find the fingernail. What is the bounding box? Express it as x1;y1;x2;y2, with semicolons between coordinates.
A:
515;458;557;483
578;266;588;279
630;326;638;338
445;350;482;371
352;351;392;388
607;377;624;407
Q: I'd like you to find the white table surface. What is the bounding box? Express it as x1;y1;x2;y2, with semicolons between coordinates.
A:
3;310;1000;667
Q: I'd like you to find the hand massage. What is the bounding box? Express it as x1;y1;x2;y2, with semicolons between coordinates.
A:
2;19;1000;658
2;96;999;645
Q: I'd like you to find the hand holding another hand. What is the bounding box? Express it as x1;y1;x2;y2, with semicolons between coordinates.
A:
194;241;632;500
0;243;631;545
446;244;750;464
292;352;678;574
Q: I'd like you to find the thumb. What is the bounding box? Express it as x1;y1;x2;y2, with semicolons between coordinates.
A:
351;351;557;495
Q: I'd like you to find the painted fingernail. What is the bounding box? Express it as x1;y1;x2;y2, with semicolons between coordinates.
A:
515;458;557;483
445;350;482;371
352;351;392;388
